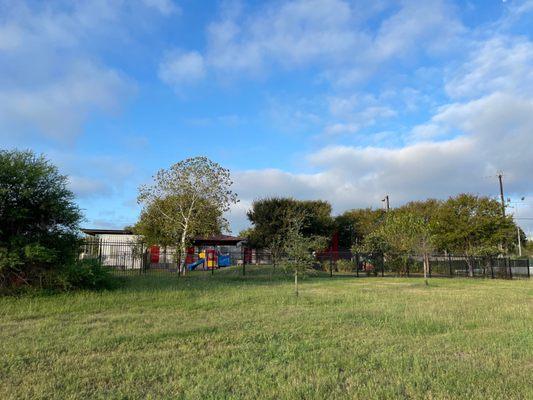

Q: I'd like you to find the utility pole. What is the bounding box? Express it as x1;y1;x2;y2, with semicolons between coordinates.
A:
382;195;390;212
498;173;505;217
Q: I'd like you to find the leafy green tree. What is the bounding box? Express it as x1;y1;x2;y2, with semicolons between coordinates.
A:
335;208;386;249
246;197;334;252
389;212;434;283
297;200;334;238
135;195;224;246
282;215;327;296
0;150;82;288
433;194;517;276
138;157;238;273
397;199;442;223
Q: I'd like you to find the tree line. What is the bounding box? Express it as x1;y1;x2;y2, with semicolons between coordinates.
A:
241;195;525;280
1;149;528;291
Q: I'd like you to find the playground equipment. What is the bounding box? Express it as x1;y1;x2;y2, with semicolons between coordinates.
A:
186;249;232;271
188;258;204;271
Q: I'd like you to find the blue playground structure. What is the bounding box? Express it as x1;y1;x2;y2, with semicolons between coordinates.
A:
187;251;232;271
187;258;205;271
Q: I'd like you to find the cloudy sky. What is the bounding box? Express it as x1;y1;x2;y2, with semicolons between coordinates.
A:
2;0;533;234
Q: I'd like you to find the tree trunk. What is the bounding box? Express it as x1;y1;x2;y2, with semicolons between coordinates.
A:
179;227;188;275
423;253;429;286
294;270;298;297
466;257;474;277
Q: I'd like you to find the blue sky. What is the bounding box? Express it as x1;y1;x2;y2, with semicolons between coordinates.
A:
2;0;533;234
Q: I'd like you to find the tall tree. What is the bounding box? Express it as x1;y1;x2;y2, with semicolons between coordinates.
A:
335;208;386;249
355;206;437;283
433;194;516;276
135;195;224;247
138;157;238;273
0;150;82;287
246;197;334;264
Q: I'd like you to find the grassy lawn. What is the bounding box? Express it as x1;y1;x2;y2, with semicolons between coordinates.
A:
1;267;532;399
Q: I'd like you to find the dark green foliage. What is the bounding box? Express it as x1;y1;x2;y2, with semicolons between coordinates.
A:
246;197;334;248
60;259;119;291
335;208;386;249
0;149;82;289
355;194;520;277
433;194;517;255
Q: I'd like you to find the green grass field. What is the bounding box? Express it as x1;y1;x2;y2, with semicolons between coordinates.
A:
1;267;532;399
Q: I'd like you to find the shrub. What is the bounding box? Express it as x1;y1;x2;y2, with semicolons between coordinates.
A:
60;259;119;291
0;150;82;290
336;259;356;272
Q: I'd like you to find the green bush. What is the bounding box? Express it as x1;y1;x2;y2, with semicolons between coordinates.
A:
336;259;356;272
60;260;119;291
0;150;85;291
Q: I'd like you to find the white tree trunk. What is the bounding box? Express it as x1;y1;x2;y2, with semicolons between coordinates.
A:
423;253;429;286
179;221;188;275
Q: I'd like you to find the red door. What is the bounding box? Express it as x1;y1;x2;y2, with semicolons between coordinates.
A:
150;246;160;263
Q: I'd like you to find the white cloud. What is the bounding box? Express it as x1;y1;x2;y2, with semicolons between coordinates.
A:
68;176;112;199
322;93;398;136
142;0;180;16
0;0;179;143
53;152;138;203
0;23;22;50
445;36;533;99
371;0;464;60
0;61;131;141
228;29;533;233
206;0;362;74
324;123;360;136
158;50;206;90
157;0;464;89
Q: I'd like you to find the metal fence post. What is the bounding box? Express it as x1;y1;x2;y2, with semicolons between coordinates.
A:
428;256;432;278
527;258;531;279
381;254;385;277
242;247;246;276
140;243;144;275
508;257;512;280
448;254;452;277
355;252;360;277
98;239;102;265
330;252;333;277
490;257;494;279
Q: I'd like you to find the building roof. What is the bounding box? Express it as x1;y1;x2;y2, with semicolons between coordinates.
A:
81;228;134;236
81;229;244;246
193;234;245;246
